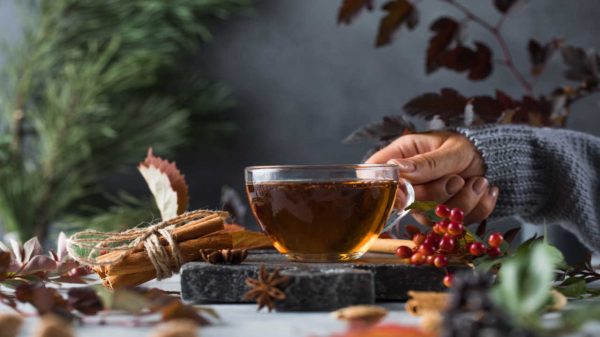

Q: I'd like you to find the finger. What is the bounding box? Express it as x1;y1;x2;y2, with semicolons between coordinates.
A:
412;212;433;227
365;134;441;164
464;186;500;225
413;175;465;202
445;177;489;214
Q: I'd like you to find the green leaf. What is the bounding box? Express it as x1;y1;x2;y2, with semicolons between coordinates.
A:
492;242;563;325
405;201;442;222
560;303;600;330
556;277;587;298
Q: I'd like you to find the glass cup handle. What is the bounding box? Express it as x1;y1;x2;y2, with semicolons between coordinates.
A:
382;178;415;233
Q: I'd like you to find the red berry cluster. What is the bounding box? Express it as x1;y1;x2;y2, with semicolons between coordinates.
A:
394;204;505;288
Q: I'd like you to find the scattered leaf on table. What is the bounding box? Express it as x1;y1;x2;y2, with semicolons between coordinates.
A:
328;324;434;337
68;287;103;315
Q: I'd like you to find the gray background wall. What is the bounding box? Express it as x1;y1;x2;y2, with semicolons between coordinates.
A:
183;0;600;211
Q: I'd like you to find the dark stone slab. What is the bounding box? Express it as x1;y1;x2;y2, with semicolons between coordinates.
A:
275;269;374;312
181;252;459;306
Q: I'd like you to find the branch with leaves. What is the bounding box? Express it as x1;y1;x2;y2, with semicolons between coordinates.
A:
338;0;600;145
0;0;250;242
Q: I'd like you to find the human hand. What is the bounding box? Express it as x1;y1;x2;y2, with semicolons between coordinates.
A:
366;131;499;224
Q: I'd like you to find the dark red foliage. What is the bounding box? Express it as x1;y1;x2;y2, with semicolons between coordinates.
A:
503;227;521;244
68;287;103;315
338;0;374;24
493;0;520;13
376;0;417;47
468;42;493;80
426;17;460;73
0;251;10;281
403;88;468;122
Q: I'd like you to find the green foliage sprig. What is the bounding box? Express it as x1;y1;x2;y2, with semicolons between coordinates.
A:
0;0;251;241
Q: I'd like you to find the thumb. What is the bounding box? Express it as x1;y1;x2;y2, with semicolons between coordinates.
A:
388;146;464;184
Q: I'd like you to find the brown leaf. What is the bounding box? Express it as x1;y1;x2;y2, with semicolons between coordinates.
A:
375;0;415;47
0;251;10;281
338;0;374;24
503;227;521;244
403;88;467;122
438;46;476;72
426;17;460;73
561;45;600;83
15;283;70;316
140;148;189;216
161;301;210;326
67;287;103;315
468;42;493;80
475;220;487;238
528;38;562;76
494;0;519;13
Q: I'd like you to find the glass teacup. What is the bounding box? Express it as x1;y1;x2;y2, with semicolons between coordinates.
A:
245;164;414;262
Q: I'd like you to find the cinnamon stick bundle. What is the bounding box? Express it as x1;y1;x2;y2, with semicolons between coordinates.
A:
92;212;272;289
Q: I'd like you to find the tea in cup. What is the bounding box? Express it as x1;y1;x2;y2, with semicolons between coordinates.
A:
245;164;414;262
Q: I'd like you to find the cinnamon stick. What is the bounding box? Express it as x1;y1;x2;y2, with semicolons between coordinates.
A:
368;238;415;254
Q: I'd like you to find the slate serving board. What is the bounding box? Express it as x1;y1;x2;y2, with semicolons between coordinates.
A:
181;251;459;311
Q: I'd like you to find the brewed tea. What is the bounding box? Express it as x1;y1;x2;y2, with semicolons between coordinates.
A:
246;180;398;261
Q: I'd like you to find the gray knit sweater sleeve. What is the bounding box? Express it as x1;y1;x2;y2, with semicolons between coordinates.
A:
456;125;600;253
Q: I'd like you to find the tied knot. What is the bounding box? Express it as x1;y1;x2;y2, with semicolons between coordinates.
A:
66;210;224;281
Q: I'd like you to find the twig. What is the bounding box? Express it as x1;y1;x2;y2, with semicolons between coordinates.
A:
441;0;534;95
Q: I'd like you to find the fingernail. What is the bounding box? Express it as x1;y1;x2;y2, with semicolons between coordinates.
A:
489;186;499;198
445;176;464;195
388;159;416;172
472;177;488;195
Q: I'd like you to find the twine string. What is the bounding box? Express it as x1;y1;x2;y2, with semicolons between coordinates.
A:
66;209;222;280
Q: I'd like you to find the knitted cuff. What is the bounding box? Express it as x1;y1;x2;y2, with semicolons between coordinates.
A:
454;125;550;219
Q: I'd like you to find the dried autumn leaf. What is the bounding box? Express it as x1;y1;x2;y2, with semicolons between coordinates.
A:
338;0;374;24
161;301;210;326
67;287;103;315
426;17;460;73
139;148;189;218
468;42;493;80
528;38;562;76
139;165;178;221
375;0;415;47
403;88;468;123
561;45;600;83
503;227;521;244
343;115;415;144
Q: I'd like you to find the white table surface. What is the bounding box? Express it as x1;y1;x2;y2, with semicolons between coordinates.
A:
2;275;600;337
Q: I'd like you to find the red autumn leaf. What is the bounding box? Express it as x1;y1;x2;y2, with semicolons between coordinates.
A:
403;88;468;122
468;42;493;80
15;283;70;315
0;251;10;281
471;95;504;123
140;148;189;215
68;287;103;315
375;0;415;47
338;0;374;24
438;45;476;72
426;17;459;73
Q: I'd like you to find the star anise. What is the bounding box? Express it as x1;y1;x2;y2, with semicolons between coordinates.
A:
244;265;289;312
199;248;248;264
